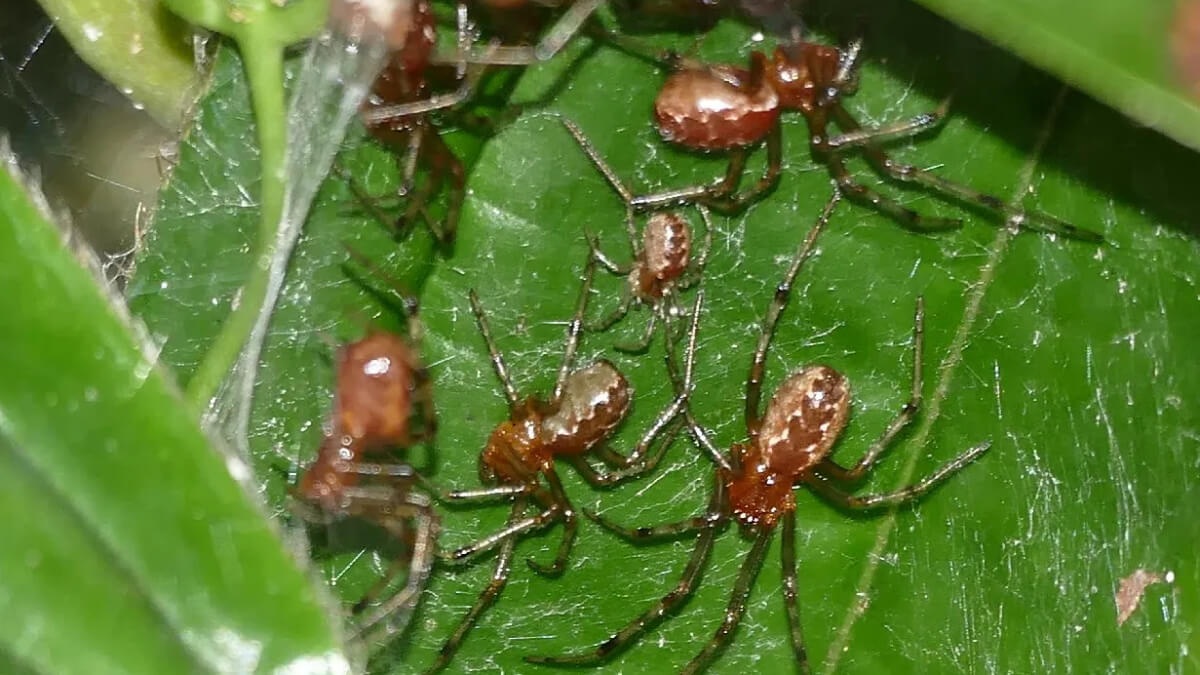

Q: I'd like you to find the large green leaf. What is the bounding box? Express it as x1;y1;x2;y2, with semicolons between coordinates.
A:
0;154;347;671
130;0;1199;672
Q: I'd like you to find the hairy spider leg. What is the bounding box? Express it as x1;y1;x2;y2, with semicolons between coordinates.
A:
802;440;991;510
681;527;773;675
744;189;840;439
815;297;924;483
468;289;522;411
780;511;810;674
443;0;606;65
351;491;439;642
586;289;706;481
525;479;729;665
424;496;526;674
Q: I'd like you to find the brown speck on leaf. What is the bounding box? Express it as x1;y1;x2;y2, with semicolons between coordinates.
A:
1172;0;1200;99
1115;568;1165;626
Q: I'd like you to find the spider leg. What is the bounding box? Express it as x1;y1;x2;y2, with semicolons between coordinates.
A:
613;311;658;353
831;105;1102;241
745;191;840;439
587;505;726;540
604;289;702;472
820;296;923;483
582;231;639;334
628;150;750;211
413;128;464;246
806;440;991;510
559;117;636;204
684;407;731;471
781;511;811;674
344;464;526;502
424;498;524;674
399;127;423;197
395;127;451;244
662;304;732;472
525;512;720;665
830;37;864;96
572;417;684;487
439;502;562;563
699;124;783;214
586;475;727;543
586;499;726;543
439;0;605;65
469;289;521;412
582;20;688;70
586;231;634;275
361;61;489;123
825;149;962;232
345;459;527;502
680;526;774;675
525;466;578;576
352;492;439;641
553;252;597;403
410;363;439;443
825;97;950;151
586;293;636;333
333;160;417;240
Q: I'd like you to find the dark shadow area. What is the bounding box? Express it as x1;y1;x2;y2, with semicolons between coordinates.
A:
0;0;169;258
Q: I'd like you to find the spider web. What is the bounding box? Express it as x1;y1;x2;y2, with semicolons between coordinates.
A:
121;0;1200;673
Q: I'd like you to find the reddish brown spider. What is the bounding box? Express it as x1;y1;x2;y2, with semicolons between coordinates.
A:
526;190;991;674
562;116;713;351
291;308;439;643
340;0;608;245
581;32;1101;241
419;255;703;673
337;0;471;246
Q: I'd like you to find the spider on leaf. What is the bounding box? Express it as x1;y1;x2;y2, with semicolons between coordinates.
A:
526;189;992;674
417;252;705;673
574;28;1102;242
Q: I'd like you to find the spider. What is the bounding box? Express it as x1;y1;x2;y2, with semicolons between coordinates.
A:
340;0;608;246
561;117;713;352
289;260;440;643
578;30;1102;241
419;253;705;673
525;189;992;673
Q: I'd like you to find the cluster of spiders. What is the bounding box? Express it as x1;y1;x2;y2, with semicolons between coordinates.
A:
282;1;1102;672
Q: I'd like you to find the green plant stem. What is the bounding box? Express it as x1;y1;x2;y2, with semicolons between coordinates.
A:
184;40;286;410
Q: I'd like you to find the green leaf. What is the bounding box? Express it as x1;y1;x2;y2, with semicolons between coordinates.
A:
131;1;1199;673
34;0;197;127
0;152;347;672
910;0;1200;152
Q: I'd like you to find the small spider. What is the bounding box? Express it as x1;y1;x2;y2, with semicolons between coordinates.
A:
290;262;439;643
420;254;703;673
526;190;991;673
580;30;1102;241
563;117;713;351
